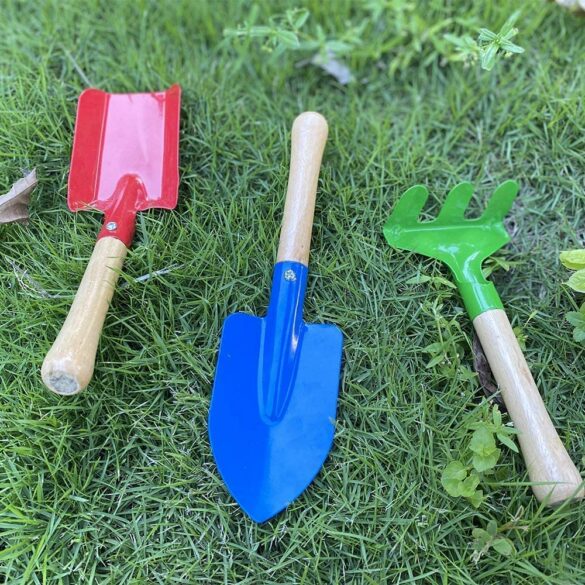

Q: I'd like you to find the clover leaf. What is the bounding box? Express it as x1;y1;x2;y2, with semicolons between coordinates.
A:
560;250;585;271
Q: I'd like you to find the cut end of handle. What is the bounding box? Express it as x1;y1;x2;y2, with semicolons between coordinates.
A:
41;367;83;396
41;353;92;395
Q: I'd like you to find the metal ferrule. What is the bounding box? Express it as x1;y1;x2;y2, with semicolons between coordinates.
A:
456;280;504;321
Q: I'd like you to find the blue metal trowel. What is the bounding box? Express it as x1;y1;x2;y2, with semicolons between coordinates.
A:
208;112;343;522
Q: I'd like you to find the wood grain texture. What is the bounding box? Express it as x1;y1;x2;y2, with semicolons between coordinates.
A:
473;309;584;505
41;237;128;395
276;112;328;265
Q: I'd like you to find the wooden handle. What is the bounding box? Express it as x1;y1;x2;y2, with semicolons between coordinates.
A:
473;309;583;505
276;112;328;265
41;237;128;395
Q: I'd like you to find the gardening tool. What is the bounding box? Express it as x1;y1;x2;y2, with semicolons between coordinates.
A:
208;112;343;523
384;181;584;505
41;85;181;395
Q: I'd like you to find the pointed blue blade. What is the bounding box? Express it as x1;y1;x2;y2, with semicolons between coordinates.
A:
208;262;343;523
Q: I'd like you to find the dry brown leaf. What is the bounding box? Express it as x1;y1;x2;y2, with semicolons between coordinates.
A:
0;170;37;224
311;51;354;85
472;333;505;409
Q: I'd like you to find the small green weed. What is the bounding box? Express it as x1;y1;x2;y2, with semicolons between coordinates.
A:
472;518;516;563
405;272;457;290
441;405;519;508
560;249;585;342
471;508;528;563
422;299;476;384
223;7;361;61
481;251;521;280
224;5;525;80
445;11;525;71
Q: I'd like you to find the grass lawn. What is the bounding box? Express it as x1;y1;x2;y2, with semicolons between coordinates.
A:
1;0;584;582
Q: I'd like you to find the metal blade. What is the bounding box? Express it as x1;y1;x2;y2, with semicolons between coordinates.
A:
208;262;343;522
209;312;342;522
68;85;181;214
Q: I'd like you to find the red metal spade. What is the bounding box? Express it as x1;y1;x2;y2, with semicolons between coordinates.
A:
42;85;181;395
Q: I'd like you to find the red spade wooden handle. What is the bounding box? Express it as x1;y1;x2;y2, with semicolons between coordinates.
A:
277;112;328;266
42;237;127;395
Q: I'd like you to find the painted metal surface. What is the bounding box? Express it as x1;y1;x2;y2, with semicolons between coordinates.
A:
384;181;519;319
209;261;343;523
68;85;181;246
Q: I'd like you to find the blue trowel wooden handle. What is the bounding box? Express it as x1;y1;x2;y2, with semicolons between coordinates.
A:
277;112;329;266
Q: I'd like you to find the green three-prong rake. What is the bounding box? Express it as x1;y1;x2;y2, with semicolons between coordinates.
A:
384;181;584;506
384;180;517;319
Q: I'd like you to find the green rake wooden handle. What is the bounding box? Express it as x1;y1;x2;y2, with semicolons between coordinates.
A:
474;309;584;505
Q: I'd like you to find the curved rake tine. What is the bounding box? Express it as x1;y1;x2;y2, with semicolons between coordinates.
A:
387;185;429;225
437;182;474;220
481;180;519;222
